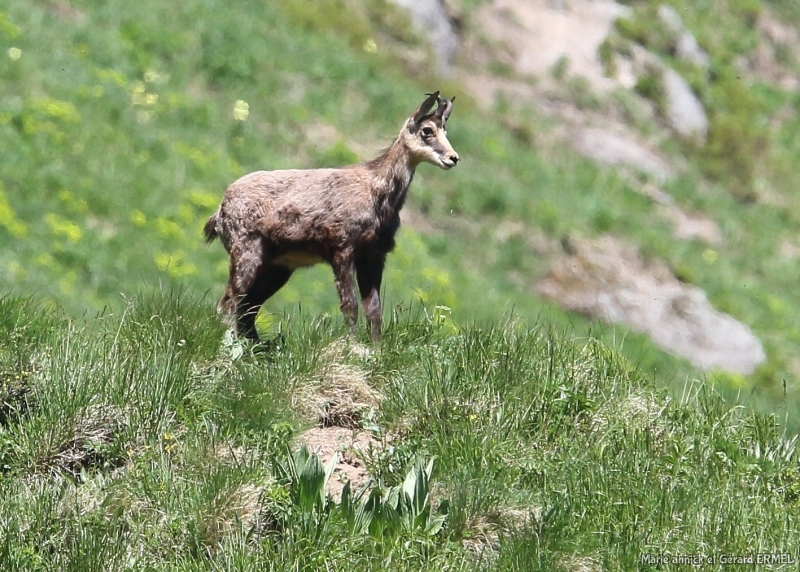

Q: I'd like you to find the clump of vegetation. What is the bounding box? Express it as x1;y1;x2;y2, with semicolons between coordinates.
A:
0;293;797;568
634;63;668;115
3;0;800;566
0;366;34;426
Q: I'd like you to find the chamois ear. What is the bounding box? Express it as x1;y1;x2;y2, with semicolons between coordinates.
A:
413;91;440;126
435;95;455;124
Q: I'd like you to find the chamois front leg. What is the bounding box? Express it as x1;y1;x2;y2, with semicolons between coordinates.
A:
356;256;385;342
331;251;359;334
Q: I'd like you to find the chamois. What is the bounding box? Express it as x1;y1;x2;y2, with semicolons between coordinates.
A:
204;91;459;342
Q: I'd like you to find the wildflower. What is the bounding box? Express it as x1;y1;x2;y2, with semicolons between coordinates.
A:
363;38;377;53
130;209;147;227
8;47;21;61
233;99;249;121
702;249;718;264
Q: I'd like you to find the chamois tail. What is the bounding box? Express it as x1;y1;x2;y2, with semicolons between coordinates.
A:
203;211;219;243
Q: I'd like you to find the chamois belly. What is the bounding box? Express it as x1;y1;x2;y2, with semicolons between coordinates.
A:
273;250;325;269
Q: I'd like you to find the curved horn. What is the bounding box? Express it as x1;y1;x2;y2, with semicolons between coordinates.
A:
414;91;440;125
435;95;455;123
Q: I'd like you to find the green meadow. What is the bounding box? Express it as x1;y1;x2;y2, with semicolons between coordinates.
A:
2;0;800;568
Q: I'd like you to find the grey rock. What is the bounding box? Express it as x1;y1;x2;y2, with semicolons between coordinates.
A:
662;67;708;143
657;4;710;68
537;236;765;374
631;45;708;142
573;127;673;182
389;0;460;75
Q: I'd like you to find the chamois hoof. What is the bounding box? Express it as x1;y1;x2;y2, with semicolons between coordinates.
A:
251;333;286;358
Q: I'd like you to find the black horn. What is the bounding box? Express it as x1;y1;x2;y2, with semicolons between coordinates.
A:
414;91;440;125
435;95;455;123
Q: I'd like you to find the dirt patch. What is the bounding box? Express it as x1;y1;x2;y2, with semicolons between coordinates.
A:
460;0;678;182
657;203;723;246
53;404;129;475
740;12;800;91
292;339;380;428
297;427;379;502
536;236;765;374
461;505;537;560
573;127;673;182
476;0;630;92
291;339;384;502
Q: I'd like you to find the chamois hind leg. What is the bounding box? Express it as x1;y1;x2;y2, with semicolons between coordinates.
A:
217;240;266;340
356;256;385;342
331;251;359;334
236;265;293;341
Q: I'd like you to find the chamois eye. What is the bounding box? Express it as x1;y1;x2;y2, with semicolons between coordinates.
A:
421;126;434;137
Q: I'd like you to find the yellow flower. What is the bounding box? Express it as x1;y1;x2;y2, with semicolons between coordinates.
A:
130;209;147;227
8;47;21;61
233;99;249;121
363;38;377;53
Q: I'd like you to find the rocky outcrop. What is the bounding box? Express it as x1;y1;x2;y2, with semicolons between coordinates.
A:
657;4;710;69
476;0;631;92
572;127;673;182
389;0;461;75
662;66;709;143
632;46;709;143
536;236;765;374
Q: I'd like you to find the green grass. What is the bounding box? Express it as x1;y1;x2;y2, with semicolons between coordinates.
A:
2;0;800;467
0;292;798;570
3;0;800;567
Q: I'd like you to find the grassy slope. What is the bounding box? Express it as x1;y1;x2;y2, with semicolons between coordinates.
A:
1;294;799;570
1;2;799;568
5;0;800;412
3;0;800;418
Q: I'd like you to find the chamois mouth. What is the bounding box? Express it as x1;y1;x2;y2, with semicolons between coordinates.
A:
440;156;459;170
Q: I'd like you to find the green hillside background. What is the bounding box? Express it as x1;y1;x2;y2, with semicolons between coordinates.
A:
3;0;800;568
2;0;800;416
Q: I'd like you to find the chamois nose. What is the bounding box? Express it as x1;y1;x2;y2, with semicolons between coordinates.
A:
449;154;459;166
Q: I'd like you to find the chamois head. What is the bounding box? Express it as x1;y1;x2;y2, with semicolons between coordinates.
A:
402;91;459;170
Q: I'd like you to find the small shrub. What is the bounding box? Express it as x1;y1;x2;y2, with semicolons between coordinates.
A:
598;38;618;78
634;65;667;116
551;56;569;81
0;366;34;425
567;77;601;110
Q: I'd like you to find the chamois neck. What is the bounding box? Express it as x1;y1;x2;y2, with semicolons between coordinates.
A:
365;136;416;215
